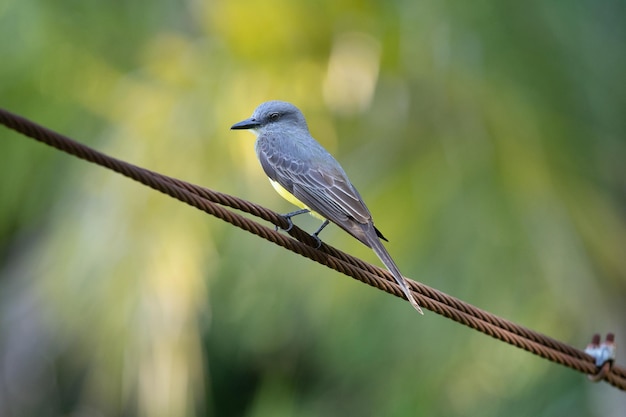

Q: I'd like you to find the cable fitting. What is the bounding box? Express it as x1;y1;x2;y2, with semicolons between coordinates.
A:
585;333;616;382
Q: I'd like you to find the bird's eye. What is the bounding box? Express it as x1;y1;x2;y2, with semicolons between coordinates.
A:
269;112;280;121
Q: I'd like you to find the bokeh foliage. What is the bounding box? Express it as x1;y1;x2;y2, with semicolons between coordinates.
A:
1;0;625;416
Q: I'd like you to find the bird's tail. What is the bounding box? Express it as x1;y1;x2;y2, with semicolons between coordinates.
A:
366;233;423;314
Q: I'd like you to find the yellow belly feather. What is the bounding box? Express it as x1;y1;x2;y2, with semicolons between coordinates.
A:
269;179;325;220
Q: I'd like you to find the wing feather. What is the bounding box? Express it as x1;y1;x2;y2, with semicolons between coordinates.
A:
256;137;372;226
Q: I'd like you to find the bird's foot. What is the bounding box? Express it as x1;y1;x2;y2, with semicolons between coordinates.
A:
310;219;329;249
276;208;310;232
310;233;323;249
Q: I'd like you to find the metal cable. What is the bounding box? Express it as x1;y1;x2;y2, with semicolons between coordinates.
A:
1;108;624;390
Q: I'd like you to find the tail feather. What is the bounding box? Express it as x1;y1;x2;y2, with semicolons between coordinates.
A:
365;230;423;314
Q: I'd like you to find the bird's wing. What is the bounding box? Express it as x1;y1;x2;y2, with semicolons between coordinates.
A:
257;139;372;226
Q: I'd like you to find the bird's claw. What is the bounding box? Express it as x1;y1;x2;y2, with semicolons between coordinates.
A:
311;233;323;249
283;217;295;232
275;217;295;232
277;209;309;232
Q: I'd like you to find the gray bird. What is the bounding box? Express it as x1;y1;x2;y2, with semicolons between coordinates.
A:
231;101;423;314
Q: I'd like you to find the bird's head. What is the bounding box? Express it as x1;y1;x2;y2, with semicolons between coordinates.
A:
231;101;309;135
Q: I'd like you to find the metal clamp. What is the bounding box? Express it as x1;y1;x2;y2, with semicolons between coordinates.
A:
585;333;616;382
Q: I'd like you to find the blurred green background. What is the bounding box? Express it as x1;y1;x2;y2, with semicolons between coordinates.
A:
1;0;625;416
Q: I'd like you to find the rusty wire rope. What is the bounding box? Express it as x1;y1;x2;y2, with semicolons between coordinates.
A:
1;108;624;391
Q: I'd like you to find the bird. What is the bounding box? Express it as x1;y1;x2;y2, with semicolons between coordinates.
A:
231;100;423;314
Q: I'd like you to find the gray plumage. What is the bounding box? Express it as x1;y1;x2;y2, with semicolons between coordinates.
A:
231;101;423;314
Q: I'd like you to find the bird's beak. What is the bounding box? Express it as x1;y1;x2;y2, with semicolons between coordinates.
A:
230;118;260;130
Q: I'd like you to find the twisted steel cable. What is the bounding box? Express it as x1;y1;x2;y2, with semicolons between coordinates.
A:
1;108;623;390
